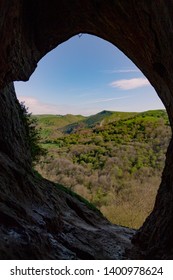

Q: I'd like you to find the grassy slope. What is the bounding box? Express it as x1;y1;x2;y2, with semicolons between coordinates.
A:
35;114;86;139
62;110;138;133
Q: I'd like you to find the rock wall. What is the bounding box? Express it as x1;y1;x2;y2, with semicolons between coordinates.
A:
0;0;173;259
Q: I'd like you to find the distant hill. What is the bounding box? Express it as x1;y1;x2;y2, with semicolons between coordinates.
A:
34;109;168;137
34;114;86;139
35;110;139;136
62;110;138;134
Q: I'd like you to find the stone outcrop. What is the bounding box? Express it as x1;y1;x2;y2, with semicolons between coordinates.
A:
1;0;173;259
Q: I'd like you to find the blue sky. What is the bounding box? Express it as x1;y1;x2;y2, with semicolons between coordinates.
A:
14;34;165;116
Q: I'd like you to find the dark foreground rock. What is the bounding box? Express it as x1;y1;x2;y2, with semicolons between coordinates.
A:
0;157;135;259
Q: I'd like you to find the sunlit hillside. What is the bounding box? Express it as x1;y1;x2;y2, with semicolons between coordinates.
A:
34;110;171;228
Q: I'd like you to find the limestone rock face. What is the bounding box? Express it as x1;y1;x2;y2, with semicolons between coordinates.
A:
0;0;173;259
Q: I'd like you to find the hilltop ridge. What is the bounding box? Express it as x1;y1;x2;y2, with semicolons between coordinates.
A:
35;109;168;139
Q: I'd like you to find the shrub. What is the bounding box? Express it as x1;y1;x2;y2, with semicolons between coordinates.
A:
19;102;46;165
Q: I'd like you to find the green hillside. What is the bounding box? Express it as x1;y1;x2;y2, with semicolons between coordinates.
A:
35;114;86;139
35;109;171;228
62;110;138;134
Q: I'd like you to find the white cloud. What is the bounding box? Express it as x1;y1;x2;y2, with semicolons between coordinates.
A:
86;96;130;104
17;96;63;115
102;69;139;74
115;69;139;73
110;78;150;90
17;95;101;116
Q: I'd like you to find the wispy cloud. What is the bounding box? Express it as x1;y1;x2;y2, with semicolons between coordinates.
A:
18;96;63;115
102;68;140;74
110;78;150;90
86;96;130;104
112;69;140;73
17;95;103;116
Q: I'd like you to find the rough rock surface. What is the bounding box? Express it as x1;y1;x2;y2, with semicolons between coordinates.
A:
0;154;135;259
1;0;173;259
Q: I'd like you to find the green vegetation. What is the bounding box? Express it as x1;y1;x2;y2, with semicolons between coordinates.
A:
34;109;171;228
35;114;85;140
19;102;46;164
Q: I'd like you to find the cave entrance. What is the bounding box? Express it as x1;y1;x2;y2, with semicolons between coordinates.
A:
14;34;170;229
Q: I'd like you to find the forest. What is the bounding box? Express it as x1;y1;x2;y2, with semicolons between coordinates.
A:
34;109;171;228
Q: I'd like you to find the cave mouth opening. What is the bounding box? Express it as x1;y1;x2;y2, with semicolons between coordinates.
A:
14;34;169;229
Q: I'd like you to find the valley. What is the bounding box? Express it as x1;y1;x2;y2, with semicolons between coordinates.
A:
34;110;171;228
